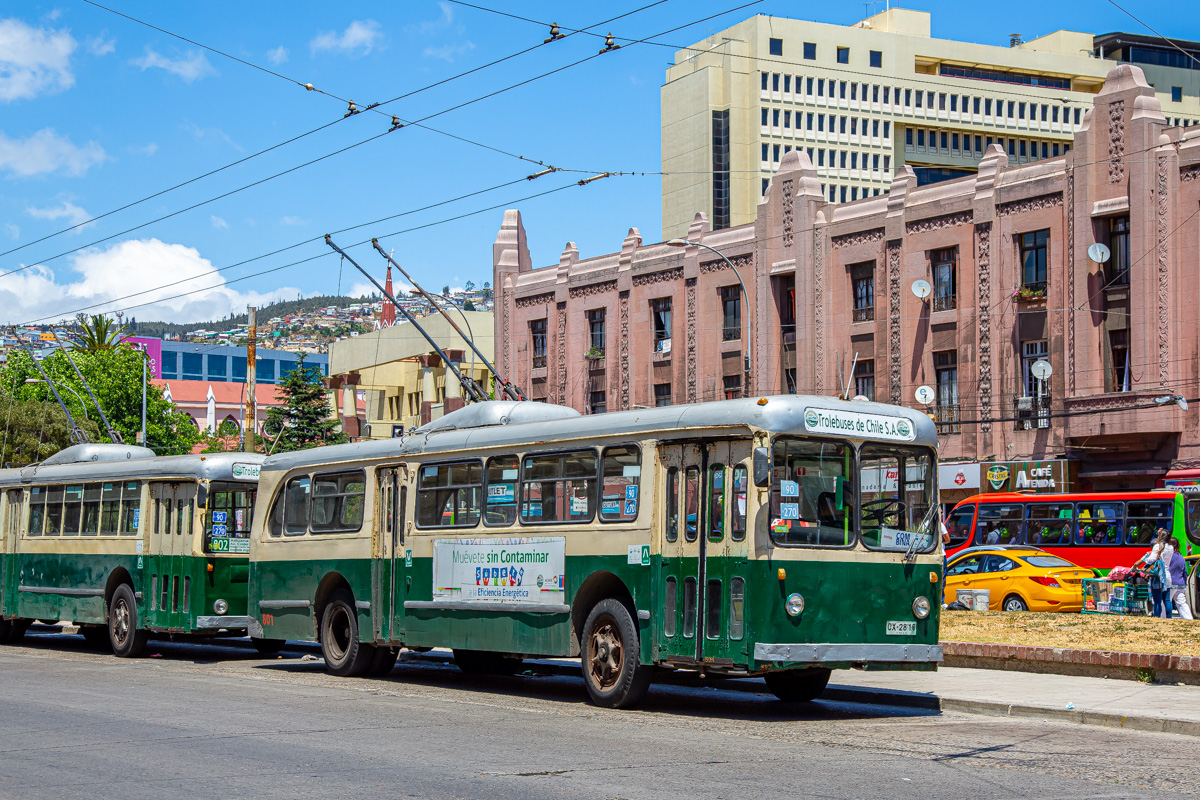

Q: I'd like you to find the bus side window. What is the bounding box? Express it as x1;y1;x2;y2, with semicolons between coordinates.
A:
708;464;725;542
945;504;975;547
600;445;640;523
1188;499;1200;546
683;467;700;543
731;466;748;541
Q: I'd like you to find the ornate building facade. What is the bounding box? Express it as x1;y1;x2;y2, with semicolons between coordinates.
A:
495;66;1200;500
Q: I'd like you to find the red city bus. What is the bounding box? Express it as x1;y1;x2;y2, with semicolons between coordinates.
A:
946;491;1199;572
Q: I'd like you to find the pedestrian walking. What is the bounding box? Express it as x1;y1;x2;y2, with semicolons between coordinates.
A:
1165;541;1192;620
1136;529;1173;619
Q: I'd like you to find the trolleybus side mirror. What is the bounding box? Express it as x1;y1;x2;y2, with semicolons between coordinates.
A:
753;447;771;488
196;484;208;509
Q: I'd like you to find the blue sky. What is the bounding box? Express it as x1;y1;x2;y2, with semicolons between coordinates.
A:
1;1;1196;325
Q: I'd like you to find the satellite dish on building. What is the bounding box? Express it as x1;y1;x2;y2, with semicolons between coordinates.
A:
911;279;932;299
1030;360;1053;381
1088;242;1111;264
914;385;936;405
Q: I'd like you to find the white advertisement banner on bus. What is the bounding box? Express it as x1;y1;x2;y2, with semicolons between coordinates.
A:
803;407;916;442
432;537;566;606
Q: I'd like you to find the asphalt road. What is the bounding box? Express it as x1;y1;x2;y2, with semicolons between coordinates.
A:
1;628;1195;799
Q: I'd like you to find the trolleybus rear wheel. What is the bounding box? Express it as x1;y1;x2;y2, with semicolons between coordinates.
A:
581;598;650;709
108;584;148;658
4;619;29;643
320;590;374;677
369;646;399;676
764;667;831;703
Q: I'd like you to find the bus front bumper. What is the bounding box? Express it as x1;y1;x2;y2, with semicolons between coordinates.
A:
195;616;251;630
754;643;943;664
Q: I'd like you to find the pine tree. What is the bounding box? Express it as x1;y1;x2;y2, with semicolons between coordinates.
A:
263;354;348;452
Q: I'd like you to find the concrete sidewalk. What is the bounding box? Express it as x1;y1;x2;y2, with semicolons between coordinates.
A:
824;667;1200;737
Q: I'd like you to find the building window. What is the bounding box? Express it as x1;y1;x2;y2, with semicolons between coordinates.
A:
530;319;547;368
720;286;741;341
207;354;227;381
783;75;790;93
785;368;797;394
587;308;605;355
1172;86;1183;102
1021;340;1049;398
652;298;672;352
1019;229;1049;293
769;37;783;56
836;46;849;64
934;351;960;434
761;71;768;91
589;390;606;414
1110;330;1130;392
712;110;731;229
854;360;875;400
256;358;276;383
1109;216;1130;285
182;352;203;380
654;383;672;407
869;49;882;68
930;248;956;312
722;374;742;400
803;42;816;60
852;267;874;322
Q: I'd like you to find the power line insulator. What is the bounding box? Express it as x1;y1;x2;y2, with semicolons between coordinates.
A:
390;115;404;131
344;100;359;117
600;33;620;54
543;23;565;43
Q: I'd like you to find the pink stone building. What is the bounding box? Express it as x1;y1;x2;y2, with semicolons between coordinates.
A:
494;66;1200;503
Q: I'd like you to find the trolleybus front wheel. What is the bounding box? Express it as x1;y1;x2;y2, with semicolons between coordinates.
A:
108;584;148;658
320;590;375;677
764;667;831;703
581;598;650;709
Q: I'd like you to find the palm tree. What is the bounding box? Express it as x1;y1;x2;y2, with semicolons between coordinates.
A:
74;314;128;352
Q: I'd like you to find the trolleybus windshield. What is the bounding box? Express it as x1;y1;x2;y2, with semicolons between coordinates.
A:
205;482;256;554
768;438;855;547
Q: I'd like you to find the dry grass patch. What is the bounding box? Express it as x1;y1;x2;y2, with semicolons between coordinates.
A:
940;610;1200;657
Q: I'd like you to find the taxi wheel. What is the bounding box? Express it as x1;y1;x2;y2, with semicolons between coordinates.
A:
1002;594;1028;612
765;667;832;703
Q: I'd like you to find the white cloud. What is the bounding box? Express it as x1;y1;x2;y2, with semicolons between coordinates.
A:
310;20;382;56
131;48;215;82
0;18;76;102
181;121;240;151
279;215;308;226
423;41;475;61
412;3;454;36
0;128;106;177
210;215;229;230
3;223;19;240
44;10;63;22
85;35;115;56
130;141;157;156
27;200;92;231
0;238;306;325
266;45;288;65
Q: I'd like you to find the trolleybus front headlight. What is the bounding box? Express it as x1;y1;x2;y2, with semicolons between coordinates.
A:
213;599;229;615
912;596;931;619
785;593;805;617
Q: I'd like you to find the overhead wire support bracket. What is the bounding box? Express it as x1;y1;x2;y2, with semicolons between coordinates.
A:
371;239;527;402
323;236;489;403
578;172;612;186
526;167;559;180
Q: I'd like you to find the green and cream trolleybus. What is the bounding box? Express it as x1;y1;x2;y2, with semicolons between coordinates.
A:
0;444;269;656
248;396;942;707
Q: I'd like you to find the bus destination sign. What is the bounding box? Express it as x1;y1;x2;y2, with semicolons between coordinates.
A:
803;408;915;442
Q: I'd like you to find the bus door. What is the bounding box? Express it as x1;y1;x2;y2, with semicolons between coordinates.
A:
701;440;752;666
147;483;195;630
2;490;22;614
379;466;410;643
656;442;715;664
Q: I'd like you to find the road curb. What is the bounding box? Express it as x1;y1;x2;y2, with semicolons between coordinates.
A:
937;697;1200;738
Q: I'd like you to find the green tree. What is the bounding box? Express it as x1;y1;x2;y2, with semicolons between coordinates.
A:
0;345;199;456
463;299;476;311
262;354;348;453
0;388;101;466
74;314;128;352
464;280;476;291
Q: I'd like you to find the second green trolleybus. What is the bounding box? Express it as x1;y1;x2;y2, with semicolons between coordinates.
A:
247;395;943;708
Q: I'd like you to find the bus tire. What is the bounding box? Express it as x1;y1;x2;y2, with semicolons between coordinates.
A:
369;646;399;676
764;667;831;703
108;584;148;658
3;619;29;643
81;626;111;650
320;590;374;677
581;598;650;709
1002;594;1028;612
252;638;286;655
453;649;521;676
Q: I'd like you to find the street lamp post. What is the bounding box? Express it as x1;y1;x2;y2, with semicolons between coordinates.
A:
666;238;752;396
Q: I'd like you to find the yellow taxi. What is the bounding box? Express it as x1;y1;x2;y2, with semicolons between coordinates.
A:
944;546;1092;612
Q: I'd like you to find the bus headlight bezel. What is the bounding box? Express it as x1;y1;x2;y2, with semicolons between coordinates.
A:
912;596;931;619
785;593;805;617
213;599;229;615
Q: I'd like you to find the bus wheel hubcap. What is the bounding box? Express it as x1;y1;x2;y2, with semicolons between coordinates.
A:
113;602;129;644
590;621;622;689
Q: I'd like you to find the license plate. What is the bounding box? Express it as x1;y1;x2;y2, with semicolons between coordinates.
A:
886;621;917;636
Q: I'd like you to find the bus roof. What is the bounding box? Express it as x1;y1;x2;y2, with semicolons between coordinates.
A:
0;449;267;487
954;491;1180;505
263;395;938;474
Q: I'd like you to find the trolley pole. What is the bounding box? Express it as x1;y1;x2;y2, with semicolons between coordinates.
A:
244;306;257;453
